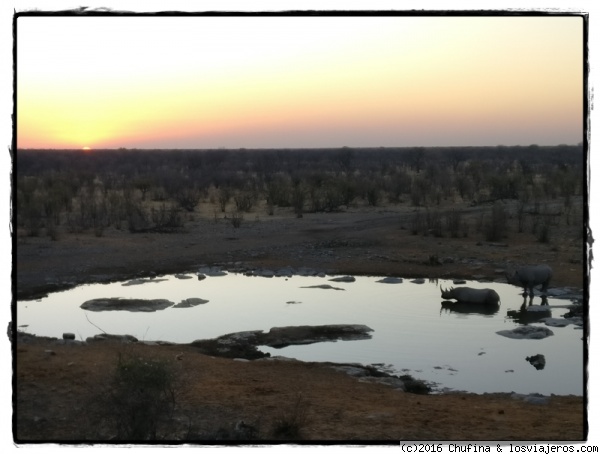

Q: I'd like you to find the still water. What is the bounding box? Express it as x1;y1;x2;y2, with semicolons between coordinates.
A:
17;273;584;396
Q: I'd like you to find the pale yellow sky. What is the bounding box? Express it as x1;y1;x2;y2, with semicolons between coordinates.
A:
17;15;584;149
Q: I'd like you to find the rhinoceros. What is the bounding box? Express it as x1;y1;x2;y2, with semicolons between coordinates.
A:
506;264;553;296
440;286;500;305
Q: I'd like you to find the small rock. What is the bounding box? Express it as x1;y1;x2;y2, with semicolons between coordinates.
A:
62;333;76;340
329;276;356;283
198;267;227;277
512;393;550;405
526;354;546;370
332;365;369;377
300;284;345;291
496;326;554;340
173;298;209;308
376;277;403;284
542;317;572;327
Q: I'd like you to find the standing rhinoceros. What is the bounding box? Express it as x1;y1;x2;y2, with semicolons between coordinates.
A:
506;264;553;297
440;286;500;305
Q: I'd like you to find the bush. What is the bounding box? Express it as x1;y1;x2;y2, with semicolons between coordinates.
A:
399;375;431;394
271;392;311;440
410;211;425;235
425;209;443;237
444;209;462;238
175;189;200;212
535;217;552;243
230;211;244;228
484;202;508;241
106;353;177;441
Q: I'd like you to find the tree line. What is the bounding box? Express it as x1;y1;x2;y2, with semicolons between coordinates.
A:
15;145;585;239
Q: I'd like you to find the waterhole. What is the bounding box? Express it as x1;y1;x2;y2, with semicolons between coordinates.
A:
16;272;584;395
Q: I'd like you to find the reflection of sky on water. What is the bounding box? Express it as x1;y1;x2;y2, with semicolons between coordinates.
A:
17;274;584;395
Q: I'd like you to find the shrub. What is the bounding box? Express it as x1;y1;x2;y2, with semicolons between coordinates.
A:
106;353;177;440
444;209;462;238
399;375;431;394
271;392;311;440
484;202;508;241
425;209;443;237
217;187;232;212
230;211;244;228
234;191;256;212
151;203;184;232
535;218;552;243
410;211;425;235
175;189;200;212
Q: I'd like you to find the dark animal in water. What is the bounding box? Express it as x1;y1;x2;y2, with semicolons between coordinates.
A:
440;286;500;305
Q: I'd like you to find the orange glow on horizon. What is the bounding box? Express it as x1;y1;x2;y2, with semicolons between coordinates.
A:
16;16;584;149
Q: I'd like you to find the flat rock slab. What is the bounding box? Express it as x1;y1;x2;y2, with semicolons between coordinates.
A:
173;298;209;308
189;324;374;359
80;298;174;312
121;278;168;286
376;277;403;284
262;324;374;348
86;333;139;343
197;267;228;277
496;326;554;340
329;276;356;283
300;284;345;291
511;393;550;405
525;305;552;313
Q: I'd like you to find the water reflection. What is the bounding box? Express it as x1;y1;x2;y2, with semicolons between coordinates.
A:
16;273;583;395
440;300;500;316
506;295;552;325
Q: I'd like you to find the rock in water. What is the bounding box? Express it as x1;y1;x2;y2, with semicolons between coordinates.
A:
173;298;209;308
80;298;174;312
376;277;403;284
496;326;554;340
526;354;546;370
329;276;356;283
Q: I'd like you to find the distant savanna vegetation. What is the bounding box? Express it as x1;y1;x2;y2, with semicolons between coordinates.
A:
15;145;585;244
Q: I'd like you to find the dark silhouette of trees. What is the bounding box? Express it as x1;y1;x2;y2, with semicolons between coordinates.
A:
15;144;584;240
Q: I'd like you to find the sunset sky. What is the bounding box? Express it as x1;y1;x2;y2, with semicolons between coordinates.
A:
16;14;584;150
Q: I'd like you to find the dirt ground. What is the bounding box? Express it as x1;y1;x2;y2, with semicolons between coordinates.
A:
13;200;588;443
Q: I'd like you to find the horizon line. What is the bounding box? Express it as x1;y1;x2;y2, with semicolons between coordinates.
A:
16;143;583;151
